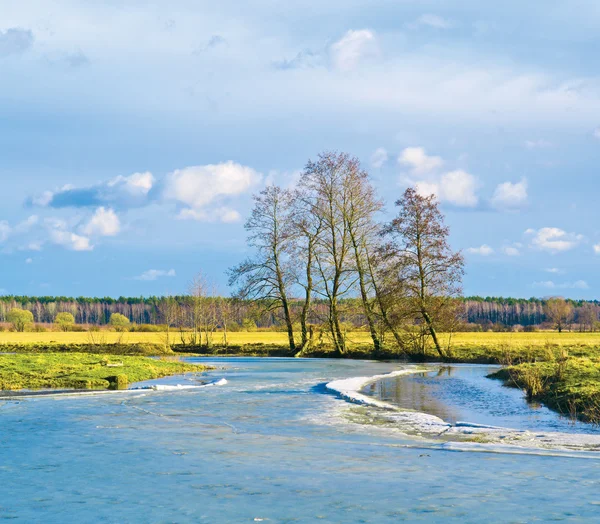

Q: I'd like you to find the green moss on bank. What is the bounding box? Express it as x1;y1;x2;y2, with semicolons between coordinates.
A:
0;353;208;391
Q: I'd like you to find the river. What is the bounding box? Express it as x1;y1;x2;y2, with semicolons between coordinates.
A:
1;357;600;522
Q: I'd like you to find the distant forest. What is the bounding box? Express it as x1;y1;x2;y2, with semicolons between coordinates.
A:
1;295;598;331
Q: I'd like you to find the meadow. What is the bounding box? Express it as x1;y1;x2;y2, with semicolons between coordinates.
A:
2;330;600;357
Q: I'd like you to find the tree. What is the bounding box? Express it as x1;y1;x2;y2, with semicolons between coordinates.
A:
579;303;597;332
229;185;297;352
55;312;75;332
109;313;130;331
7;308;34;332
158;294;179;348
298;152;357;355
545;298;573;333
380;188;464;358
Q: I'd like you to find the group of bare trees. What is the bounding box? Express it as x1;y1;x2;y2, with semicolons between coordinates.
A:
229;151;464;358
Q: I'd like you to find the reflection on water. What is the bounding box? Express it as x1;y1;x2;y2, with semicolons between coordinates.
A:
364;364;600;434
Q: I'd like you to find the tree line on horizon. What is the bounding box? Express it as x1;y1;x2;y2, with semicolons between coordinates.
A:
2;152;598;349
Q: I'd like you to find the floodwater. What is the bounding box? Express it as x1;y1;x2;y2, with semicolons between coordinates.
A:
1;358;600;522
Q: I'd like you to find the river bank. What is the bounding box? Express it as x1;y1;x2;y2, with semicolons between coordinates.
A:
0;353;210;390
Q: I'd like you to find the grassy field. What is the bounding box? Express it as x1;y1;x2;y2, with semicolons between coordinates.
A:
0;353;208;391
2;330;600;354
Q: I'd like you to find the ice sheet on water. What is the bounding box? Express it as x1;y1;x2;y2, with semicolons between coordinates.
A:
326;368;600;453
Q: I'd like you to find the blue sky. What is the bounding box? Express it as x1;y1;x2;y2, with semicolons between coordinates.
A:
1;0;600;299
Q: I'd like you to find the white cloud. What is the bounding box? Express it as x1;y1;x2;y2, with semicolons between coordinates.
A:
0;221;11;243
81;207;121;237
533;280;589;290
502;246;520;256
399;147;444;174
524;139;552;149
545;268;564;274
527;227;583;252
594;243;600;254
467;244;494;256
400;147;478;208
163;161;261;218
414;14;453;29
178;206;242;223
370;147;388;169
134;269;176;281
32;173;154;209
49;229;93;251
108;172;154;195
329;29;378;72
415;170;479;208
45;218;93;251
491;179;528;210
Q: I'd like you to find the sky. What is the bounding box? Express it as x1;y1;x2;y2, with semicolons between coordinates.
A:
1;0;600;299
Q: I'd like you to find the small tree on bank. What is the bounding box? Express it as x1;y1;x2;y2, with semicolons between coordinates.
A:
229;185;297;353
7;308;34;332
109;313;130;332
380;188;464;358
545;298;573;333
55;312;75;332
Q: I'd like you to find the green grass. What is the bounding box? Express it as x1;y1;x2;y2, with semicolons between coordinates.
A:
0;353;209;391
489;356;600;424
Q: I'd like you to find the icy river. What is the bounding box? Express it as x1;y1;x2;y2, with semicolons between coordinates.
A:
2;357;600;522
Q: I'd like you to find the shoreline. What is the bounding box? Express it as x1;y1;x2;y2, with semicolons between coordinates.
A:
326;367;600;453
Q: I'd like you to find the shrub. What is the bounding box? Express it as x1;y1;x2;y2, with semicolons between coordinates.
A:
7;308;34;332
242;318;257;332
109;313;130;332
55;312;76;332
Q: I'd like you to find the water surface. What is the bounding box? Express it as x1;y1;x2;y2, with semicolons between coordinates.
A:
1;358;600;522
364;363;600;434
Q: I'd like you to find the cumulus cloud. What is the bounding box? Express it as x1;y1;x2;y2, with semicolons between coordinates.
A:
163;161;261;221
502;246;520;256
134;269;176;281
32;172;154;209
81;207;121;237
415;170;479;207
491;179;528;210
533;280;589;290
399;147;479;208
467;244;494;256
49;229;93;252
370;147;388;169
0;28;33;57
329;29;378;71
526;227;583;252
399;147;444;174
594;243;600;254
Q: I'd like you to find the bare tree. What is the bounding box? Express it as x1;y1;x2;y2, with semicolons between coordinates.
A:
158;294;179;349
228;185;297;352
290;190;323;353
342;160;385;353
545;297;573;333
299;152;358;355
381;188;464;358
579;302;597;332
